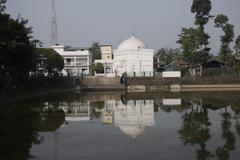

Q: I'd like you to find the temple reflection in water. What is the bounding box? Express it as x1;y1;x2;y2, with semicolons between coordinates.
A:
97;100;155;138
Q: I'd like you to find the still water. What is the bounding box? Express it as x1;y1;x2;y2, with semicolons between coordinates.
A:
1;91;240;160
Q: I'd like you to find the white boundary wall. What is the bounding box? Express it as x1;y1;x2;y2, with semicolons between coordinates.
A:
162;71;181;78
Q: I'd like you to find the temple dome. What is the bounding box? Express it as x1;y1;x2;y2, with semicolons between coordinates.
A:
118;36;146;50
118;125;145;138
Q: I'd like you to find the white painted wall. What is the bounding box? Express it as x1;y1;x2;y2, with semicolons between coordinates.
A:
162;71;181;78
52;45;92;76
113;49;154;76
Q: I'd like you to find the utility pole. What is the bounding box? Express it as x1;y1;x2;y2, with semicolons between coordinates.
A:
51;0;58;45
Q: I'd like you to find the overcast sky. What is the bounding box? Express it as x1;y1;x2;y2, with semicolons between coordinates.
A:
5;0;240;53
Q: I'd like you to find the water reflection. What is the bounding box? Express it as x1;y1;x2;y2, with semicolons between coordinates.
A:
178;99;212;159
96;99;155;138
0;102;64;160
1;92;240;160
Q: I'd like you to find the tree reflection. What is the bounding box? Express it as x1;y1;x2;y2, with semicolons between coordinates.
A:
234;113;240;136
216;107;236;160
0;102;64;160
232;106;240;136
178;98;212;160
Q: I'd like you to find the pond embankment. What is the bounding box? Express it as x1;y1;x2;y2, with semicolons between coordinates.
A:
127;76;240;92
77;76;240;92
0;77;75;103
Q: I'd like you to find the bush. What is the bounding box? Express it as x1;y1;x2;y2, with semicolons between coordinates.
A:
93;63;104;73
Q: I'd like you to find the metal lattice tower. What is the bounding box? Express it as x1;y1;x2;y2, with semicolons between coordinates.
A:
51;0;58;45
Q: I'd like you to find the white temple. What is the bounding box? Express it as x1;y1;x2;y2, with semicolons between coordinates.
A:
113;36;154;77
95;36;154;77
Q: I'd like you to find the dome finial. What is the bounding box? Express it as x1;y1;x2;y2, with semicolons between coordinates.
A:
131;30;135;38
132;30;135;38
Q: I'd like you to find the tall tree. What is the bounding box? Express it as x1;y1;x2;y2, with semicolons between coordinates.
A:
89;42;101;62
0;0;6;13
191;0;213;65
177;0;212;70
214;14;235;65
177;27;200;64
0;1;37;77
154;48;180;64
234;36;240;57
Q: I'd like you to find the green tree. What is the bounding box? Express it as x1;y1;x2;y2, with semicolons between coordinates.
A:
214;14;235;65
191;0;212;29
234;36;240;55
36;48;64;76
177;0;212;69
177;27;200;64
0;0;6;13
93;63;104;73
89;42;101;62
191;0;212;66
0;1;37;77
154;48;180;64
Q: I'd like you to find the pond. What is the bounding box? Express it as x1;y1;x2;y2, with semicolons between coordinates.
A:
0;91;240;160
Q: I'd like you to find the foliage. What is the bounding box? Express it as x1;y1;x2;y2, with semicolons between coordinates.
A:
36;48;64;76
234;36;240;54
191;0;212;61
93;63;104;73
0;1;37;77
0;0;6;13
214;14;235;65
89;42;101;62
154;48;181;64
191;0;213;28
177;0;212;67
177;27;210;65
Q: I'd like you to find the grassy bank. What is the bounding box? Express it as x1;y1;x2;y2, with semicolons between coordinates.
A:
0;76;75;103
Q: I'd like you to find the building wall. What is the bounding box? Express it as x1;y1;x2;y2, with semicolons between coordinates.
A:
100;45;113;60
52;45;92;76
113;49;154;76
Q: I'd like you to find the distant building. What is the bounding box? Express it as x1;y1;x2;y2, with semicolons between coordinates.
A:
203;60;225;68
100;45;113;60
52;45;92;76
95;45;114;76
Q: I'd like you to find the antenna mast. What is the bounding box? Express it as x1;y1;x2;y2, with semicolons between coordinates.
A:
51;0;58;45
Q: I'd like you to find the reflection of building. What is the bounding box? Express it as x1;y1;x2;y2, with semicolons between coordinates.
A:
52;45;92;76
59;101;91;121
97;99;155;138
163;99;182;106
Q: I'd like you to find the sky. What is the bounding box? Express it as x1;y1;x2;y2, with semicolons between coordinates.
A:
5;0;240;54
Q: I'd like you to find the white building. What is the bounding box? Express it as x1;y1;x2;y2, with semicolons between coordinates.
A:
52;45;92;76
95;36;154;77
113;36;154;77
